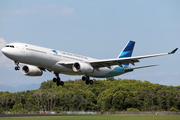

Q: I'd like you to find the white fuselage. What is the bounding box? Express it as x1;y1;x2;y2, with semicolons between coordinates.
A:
2;43;126;78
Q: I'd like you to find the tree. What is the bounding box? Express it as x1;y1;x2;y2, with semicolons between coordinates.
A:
1;78;180;112
170;107;179;112
127;108;139;111
0;108;4;114
106;77;115;81
12;103;24;111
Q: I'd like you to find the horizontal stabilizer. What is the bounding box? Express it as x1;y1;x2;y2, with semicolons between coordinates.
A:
124;65;158;72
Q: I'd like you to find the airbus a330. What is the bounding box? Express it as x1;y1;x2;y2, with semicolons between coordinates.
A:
2;41;178;86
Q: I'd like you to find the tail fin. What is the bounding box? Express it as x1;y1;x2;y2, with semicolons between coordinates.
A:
117;41;135;65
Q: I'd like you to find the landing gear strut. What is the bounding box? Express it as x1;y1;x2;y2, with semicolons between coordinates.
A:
53;73;64;86
82;74;93;85
14;61;20;70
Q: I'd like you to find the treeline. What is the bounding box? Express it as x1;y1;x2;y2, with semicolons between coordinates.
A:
0;78;180;113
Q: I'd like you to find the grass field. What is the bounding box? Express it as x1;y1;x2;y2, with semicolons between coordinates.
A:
1;114;180;120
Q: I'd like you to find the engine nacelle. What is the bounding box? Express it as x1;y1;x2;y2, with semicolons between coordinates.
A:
22;65;43;76
72;62;94;73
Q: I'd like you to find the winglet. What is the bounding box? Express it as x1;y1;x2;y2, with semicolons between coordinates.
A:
169;48;178;54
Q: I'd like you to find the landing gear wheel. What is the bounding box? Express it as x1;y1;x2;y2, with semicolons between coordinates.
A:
89;80;93;85
56;81;60;86
82;76;86;81
53;73;64;86
60;81;64;86
83;74;93;85
85;80;90;85
15;66;20;70
53;78;57;82
55;76;61;86
14;61;20;71
57;77;60;81
56;80;64;86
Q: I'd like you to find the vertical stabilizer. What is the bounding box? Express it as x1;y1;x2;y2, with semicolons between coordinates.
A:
118;41;135;65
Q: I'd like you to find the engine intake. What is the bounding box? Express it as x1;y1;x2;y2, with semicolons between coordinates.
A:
72;62;94;73
22;65;43;76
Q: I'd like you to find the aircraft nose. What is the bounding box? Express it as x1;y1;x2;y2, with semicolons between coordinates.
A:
2;47;9;56
2;47;6;54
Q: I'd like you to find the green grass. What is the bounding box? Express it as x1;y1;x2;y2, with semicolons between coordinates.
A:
1;114;180;120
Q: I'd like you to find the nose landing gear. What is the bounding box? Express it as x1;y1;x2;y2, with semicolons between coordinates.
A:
53;73;64;86
14;61;20;70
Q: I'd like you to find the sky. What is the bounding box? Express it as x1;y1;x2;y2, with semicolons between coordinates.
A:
0;0;180;87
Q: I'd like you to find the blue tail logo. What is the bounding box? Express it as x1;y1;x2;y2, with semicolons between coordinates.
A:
118;41;135;65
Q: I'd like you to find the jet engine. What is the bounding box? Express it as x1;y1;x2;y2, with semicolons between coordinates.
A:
72;62;94;73
22;65;43;76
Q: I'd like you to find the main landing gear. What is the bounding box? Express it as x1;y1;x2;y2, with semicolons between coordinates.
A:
53;73;64;86
82;74;93;85
14;61;20;70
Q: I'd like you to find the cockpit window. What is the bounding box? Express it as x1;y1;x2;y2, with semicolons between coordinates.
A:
6;45;15;48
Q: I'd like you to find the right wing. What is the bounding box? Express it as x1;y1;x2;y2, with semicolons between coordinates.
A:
58;48;178;69
88;48;178;68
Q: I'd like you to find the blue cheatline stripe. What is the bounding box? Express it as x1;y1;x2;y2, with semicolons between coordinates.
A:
94;65;127;78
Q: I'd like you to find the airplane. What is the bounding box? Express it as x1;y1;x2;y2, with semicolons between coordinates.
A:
1;41;178;86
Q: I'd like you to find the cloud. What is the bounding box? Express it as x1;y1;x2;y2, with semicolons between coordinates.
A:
0;38;14;68
61;7;76;16
0;4;76;16
0;38;7;67
0;55;7;65
173;72;180;75
0;38;7;51
0;81;3;84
